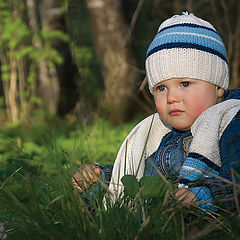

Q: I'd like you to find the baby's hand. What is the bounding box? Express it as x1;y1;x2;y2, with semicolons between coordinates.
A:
174;188;196;206
72;164;101;193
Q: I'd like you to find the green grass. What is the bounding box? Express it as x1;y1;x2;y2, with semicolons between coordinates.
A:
0;116;240;239
0;116;137;175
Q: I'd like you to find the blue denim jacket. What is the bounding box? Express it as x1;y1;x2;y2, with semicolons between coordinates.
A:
144;130;192;179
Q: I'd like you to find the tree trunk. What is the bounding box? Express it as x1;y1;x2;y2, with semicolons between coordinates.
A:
173;0;183;13
0;47;10;118
85;0;139;123
229;4;240;89
35;0;60;113
39;0;78;116
9;51;18;122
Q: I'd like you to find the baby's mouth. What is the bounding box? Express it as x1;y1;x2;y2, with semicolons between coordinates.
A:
169;109;184;116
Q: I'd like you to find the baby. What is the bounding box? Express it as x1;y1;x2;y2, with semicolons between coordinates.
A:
73;12;240;211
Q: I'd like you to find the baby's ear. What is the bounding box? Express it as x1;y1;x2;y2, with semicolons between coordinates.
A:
217;87;225;99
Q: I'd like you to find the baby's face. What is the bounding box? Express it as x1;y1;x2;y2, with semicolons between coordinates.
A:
153;78;224;131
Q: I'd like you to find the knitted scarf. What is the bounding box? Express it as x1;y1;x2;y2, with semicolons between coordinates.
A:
108;99;240;200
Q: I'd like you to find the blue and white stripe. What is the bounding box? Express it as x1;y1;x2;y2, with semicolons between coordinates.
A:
146;23;227;63
189;186;216;211
178;154;220;184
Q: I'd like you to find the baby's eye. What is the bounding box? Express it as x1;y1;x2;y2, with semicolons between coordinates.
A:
181;82;190;87
157;85;166;91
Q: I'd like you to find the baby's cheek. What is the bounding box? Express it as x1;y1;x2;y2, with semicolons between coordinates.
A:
190;104;209;120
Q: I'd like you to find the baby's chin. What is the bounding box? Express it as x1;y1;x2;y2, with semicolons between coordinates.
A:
170;123;192;132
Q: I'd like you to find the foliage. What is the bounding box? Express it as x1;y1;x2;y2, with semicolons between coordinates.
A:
0;115;136;176
0;0;70;122
0;117;240;239
121;174;171;200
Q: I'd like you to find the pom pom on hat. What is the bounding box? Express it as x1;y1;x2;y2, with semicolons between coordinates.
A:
146;12;229;94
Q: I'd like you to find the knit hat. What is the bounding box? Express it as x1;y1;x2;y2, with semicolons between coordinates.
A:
146;12;229;94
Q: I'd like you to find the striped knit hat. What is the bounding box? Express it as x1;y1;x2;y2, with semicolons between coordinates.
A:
146;12;229;94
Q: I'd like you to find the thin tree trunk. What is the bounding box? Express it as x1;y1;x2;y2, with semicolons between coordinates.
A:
186;0;193;12
173;0;183;13
230;9;240;89
9;52;18;122
39;0;78;116
85;0;139;123
0;47;10;117
26;0;59;114
18;58;27;121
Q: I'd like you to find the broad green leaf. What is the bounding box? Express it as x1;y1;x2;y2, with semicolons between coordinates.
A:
139;175;168;199
121;175;139;198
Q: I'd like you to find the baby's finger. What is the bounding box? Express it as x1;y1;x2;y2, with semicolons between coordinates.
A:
93;167;101;176
83;169;94;182
72;178;83;192
85;165;101;181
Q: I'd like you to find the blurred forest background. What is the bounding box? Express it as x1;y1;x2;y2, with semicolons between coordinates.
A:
0;0;239;126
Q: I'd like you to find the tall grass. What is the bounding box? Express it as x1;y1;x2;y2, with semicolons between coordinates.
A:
0;116;240;239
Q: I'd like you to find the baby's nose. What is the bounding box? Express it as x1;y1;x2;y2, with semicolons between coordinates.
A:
167;89;181;103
